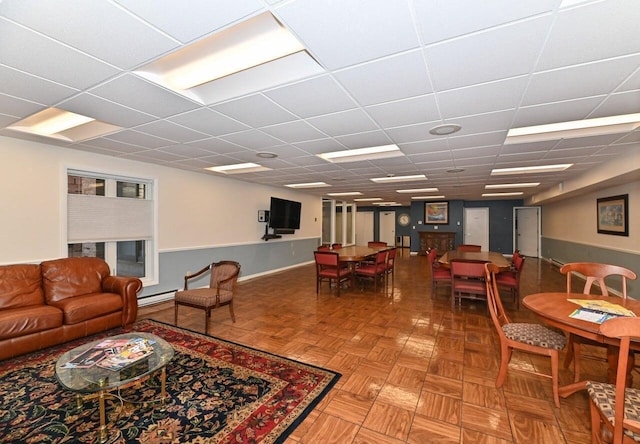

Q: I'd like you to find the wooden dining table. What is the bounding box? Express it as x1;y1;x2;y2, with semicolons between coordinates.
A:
335;245;388;263
523;292;640;398
437;250;512;271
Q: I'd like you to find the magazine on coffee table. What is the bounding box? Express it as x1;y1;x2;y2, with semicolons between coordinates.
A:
97;337;155;371
63;337;155;370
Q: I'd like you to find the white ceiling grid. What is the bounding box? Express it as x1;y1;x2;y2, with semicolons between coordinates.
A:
0;0;638;204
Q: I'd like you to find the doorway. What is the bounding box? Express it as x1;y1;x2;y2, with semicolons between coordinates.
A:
463;207;489;250
514;207;540;257
355;211;374;246
379;211;396;247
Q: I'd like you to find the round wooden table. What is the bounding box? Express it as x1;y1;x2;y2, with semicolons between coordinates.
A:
523;292;640;397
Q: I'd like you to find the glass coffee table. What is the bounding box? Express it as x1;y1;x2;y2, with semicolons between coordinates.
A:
55;332;174;443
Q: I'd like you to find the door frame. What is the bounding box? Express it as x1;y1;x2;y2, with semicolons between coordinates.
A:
513;206;541;257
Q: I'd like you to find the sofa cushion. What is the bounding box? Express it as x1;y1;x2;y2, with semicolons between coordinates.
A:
51;292;123;325
0;264;44;310
41;257;111;303
0;305;63;340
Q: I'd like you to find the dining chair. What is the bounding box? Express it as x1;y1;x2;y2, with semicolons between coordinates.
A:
450;259;487;311
317;245;330;251
427;248;451;294
560;262;637;382
331;243;342;250
355;249;388;292
367;241;388;248
587;317;640;443
314;250;352;297
384;247;397;289
495;253;525;309
457;244;481;252
174;260;241;335
484;263;567;408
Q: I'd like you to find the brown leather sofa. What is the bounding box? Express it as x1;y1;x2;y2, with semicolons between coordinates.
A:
0;257;142;361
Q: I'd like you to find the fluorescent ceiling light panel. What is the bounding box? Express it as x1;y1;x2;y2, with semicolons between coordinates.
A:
7;108;121;142
206;162;271;174
354;197;383;202
491;164;572;175
411;195;446;200
285;182;329;188
482;192;524;197
396;188;438;193
370;174;426;183
135;12;323;104
317;144;402;163
485;183;540;189
326;192;362;196
373;202;402;206
505;113;640;144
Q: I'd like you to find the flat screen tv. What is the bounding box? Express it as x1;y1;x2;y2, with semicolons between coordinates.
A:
268;197;301;230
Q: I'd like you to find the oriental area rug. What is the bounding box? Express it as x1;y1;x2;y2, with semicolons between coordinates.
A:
0;319;340;443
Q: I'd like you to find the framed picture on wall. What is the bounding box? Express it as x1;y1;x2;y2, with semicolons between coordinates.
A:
425;202;449;224
597;194;628;236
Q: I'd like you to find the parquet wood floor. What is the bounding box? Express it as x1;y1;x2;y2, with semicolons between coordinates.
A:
139;250;630;443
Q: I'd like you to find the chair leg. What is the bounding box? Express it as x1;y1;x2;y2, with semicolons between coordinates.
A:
496;345;511;388
205;308;210;335
174;302;178;326
229;300;236;322
550;351;560;408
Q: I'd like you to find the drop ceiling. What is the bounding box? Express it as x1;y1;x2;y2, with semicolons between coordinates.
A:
1;0;638;205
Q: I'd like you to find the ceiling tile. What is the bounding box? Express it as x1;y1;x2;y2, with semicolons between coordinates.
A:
91;74;200;118
438;77;529;118
0;17;120;89
265;75;356;118
260;121;326;143
115;0;263;43
277;0;419;70
135;120;210;143
334;50;433;106
426;16;551;91
0;64;78;106
1;0;179;69
306;109;378;137
60;93;156;128
366;95;440;128
414;0;556;44
168;108;250;136
220;129;285;150
212;94;297;128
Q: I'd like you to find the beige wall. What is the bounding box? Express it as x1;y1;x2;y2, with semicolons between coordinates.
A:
0;136;321;264
542;181;640;254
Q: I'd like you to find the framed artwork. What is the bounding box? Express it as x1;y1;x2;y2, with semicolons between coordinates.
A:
425;202;449;224
597;194;628;236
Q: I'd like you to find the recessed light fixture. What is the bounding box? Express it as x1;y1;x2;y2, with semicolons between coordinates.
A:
429;124;462;136
446;169;465;174
256;152;278;159
491;164;572;175
326;192;363;196
370;174;426;183
396;188;438;193
504;113;640;144
285;182;329;188
206;162;271;174
485;183;540;189
411;195;446;200
482;192;524;197
135;12;323;104
354;197;383;202
7;107;121;142
373;202;402;206
317;144;402;163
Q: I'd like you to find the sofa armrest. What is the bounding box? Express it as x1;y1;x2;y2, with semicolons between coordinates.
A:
102;276;142;326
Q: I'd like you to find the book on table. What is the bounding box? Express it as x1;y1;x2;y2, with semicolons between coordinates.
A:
63;337;155;370
568;298;636;324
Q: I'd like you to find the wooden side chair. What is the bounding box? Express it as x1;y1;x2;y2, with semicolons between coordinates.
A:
174;260;241;335
367;241;388;248
495;253;525;309
450;259;487;311
314;250;352;297
560;262;637;382
384;247;397;289
484;263;567;408
457;244;481;252
587;317;640;443
355;249;388;292
427;248;451;294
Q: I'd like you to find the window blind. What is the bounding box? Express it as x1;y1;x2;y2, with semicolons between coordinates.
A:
68;194;153;242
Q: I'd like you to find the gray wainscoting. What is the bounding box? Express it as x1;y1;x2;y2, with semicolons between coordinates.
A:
139;237;319;301
542;237;639;297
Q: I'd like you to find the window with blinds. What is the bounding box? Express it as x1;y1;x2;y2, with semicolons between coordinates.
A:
67;171;155;281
